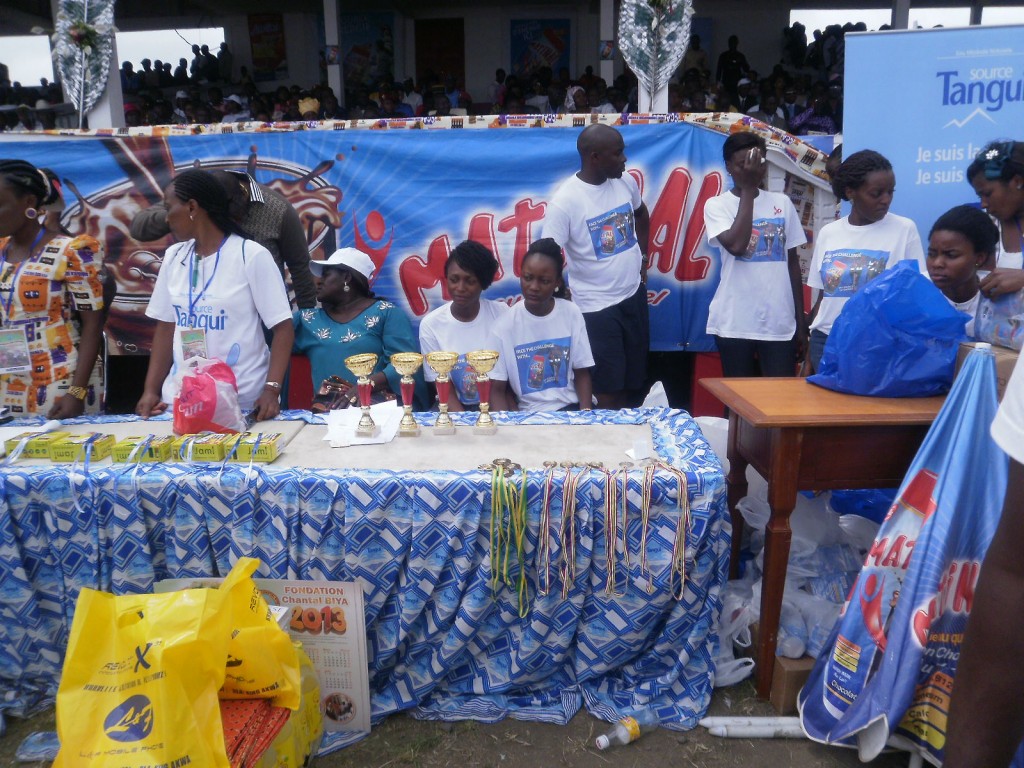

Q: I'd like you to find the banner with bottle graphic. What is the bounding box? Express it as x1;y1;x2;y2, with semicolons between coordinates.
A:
0;116;833;357
798;348;1012;765
844;25;1024;244
510;19;572;79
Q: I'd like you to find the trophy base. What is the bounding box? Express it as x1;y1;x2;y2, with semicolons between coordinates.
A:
432;424;456;436
473;422;498;436
398;425;421;438
355;425;381;438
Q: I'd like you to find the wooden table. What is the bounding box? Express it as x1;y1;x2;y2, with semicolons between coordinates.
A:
699;378;945;699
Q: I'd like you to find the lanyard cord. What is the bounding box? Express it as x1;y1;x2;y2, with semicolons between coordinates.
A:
0;229;46;324
187;236;227;318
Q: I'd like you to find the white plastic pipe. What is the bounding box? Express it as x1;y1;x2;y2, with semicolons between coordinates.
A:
707;723;806;739
699;716;801;728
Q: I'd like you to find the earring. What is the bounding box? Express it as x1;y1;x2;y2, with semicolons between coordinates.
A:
189;213;194;221
343;282;351;292
24;207;38;219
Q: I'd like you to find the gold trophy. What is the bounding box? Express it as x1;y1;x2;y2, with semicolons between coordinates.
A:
466;350;499;435
344;352;380;438
390;352;423;437
425;351;458;435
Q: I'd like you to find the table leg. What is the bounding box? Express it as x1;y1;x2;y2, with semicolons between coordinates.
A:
725;410;748;580
755;428;802;699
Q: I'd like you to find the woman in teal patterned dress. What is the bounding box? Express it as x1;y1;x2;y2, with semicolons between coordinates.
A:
293;247;427;409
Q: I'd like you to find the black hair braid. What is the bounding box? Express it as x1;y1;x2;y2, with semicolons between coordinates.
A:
172;169;245;237
830;150;892;201
0;159;59;207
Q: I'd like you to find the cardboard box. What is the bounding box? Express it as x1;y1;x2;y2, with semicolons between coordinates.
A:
229;432;284;463
955;342;1019;402
171;433;238;462
3;430;73;460
770;655;816;715
112;435;174;463
50;433;115;463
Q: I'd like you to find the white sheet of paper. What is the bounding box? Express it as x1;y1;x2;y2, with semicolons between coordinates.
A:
323;401;403;447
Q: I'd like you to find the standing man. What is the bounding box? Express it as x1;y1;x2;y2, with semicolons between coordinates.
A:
130;171;317;309
543;124;650;409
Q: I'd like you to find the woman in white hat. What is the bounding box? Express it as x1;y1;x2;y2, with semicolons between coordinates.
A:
293;247;426;410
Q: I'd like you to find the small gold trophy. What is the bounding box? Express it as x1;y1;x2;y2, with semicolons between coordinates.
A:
466;350;499;435
390;352;423;437
344;352;380;438
425;351;458;435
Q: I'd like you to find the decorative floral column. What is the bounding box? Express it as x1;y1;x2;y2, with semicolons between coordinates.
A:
617;0;693;112
44;0;117;129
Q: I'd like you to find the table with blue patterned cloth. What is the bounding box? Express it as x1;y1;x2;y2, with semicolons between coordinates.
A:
0;407;729;753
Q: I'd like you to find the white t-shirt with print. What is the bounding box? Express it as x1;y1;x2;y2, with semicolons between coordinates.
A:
996;220;1024;269
147;234;292;409
542;173;644;313
992;352;1024;463
945;291;980;339
807;213;926;335
418;299;510;405
490;299;595;411
703;189;807;340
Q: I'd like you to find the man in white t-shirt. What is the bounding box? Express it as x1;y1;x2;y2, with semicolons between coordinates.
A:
542;124;650;409
944;353;1024;767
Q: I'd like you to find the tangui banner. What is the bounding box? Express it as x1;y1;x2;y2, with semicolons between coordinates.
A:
1;117;828;356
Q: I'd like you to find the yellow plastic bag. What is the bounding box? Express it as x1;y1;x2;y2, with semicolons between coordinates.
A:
53;582;234;767
219;558;301;709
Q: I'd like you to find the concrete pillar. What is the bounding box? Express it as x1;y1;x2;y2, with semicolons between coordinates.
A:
969;2;983;25
87;35;124;129
324;0;343;104
892;0;911;30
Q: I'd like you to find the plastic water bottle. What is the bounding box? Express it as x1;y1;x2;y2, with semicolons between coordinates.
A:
595;707;659;750
777;601;808;658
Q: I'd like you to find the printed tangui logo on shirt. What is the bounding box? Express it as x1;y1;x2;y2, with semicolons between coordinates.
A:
514;337;571;392
585;203;636;260
740;216;788;262
820;249;889;297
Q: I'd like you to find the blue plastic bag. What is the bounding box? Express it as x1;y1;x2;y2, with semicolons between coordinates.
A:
809;260;968;397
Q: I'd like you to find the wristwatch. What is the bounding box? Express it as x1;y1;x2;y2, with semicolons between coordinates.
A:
67;386;87;401
264;381;282;391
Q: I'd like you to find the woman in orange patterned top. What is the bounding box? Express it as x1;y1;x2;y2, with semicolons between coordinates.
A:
0;160;105;417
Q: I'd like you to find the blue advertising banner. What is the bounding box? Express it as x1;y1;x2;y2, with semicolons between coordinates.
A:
844;25;1024;242
0;122;729;355
510;19;572;79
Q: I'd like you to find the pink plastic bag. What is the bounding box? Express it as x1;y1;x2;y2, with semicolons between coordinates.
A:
173;358;246;435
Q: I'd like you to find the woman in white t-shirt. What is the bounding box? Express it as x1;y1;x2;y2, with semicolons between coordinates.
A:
926;205;998;339
703;131;808;377
490;238;594;412
807;150;925;372
965;140;1024;299
418;240;508;410
136;169;294;419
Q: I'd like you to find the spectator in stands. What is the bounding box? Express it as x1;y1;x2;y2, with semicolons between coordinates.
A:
418;240;508;411
716;35;750;101
402;78;423;116
789;96;838;135
189;44;204;81
221;94;249;122
925;204;997;338
121;61;141;94
489;68;507;108
683;34;710;75
217;43;234;84
139;59;160;89
749;94;788;130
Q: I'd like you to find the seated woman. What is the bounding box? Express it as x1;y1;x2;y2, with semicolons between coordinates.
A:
966;140;1024;298
293;247;426;410
418;240;508;411
489;238;593;412
926;205;998;339
136;169;294;420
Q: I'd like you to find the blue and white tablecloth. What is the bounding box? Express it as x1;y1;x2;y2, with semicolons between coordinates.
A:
0;408;729;752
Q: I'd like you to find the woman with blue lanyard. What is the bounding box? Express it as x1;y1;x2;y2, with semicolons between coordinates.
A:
0;159;105;418
136;169;293;421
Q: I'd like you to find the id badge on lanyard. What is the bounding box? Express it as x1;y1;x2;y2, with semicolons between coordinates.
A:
180;327;209;361
0;327;32;374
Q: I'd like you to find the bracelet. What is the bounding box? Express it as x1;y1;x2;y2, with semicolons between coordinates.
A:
67;386;87;401
264;381;282;391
